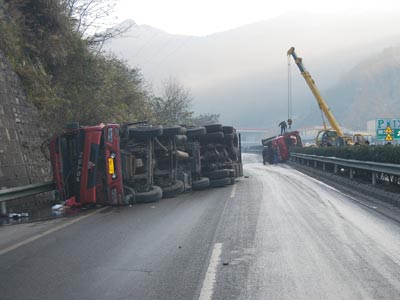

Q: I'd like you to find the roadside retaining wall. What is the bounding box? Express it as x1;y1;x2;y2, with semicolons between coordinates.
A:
0;50;51;193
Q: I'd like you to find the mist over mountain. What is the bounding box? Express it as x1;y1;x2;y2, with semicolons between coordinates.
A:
106;12;400;130
321;47;400;130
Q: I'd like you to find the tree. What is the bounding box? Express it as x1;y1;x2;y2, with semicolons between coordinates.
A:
0;0;151;132
51;50;153;128
189;113;220;127
153;78;193;125
60;0;132;50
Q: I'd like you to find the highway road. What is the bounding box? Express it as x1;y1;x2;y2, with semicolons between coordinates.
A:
1;154;400;300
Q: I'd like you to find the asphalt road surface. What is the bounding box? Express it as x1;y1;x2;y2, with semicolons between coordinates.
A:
1;154;400;300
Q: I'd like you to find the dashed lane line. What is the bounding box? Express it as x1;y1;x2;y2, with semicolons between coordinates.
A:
198;242;223;300
230;184;237;198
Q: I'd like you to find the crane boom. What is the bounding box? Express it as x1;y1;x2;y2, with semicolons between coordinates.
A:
287;47;344;137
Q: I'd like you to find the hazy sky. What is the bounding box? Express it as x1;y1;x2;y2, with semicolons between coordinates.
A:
113;0;400;35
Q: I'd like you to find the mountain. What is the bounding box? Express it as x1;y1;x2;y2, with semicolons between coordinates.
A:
106;12;400;130
323;47;400;130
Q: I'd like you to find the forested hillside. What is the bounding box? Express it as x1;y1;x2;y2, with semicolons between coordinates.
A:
0;0;214;133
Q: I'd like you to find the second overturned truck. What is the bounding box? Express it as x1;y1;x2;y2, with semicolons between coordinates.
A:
261;131;302;164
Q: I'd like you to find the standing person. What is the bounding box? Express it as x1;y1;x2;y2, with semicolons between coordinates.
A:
278;120;287;135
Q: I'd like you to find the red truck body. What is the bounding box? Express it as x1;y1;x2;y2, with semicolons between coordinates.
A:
275;131;302;161
262;131;302;163
50;124;124;206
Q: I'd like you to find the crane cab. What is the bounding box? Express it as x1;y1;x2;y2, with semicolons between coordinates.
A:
316;130;338;147
352;133;373;145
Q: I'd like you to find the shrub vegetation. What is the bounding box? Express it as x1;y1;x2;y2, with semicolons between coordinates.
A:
292;145;400;164
0;0;218;133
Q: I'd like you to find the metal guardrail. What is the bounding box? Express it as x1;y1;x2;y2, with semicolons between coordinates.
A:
0;181;55;203
290;153;400;185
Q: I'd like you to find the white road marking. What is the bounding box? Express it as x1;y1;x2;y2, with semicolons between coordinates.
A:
199;242;223;300
230;184;237;198
0;207;108;256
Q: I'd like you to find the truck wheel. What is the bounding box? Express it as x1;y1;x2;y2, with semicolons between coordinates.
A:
192;177;210;190
199;132;224;143
227;147;238;161
129;126;163;140
163;126;186;136
222;126;234;134
135;186;163;203
233;133;239;148
186;127;206;137
224;133;234;144
204;124;223;133
210;177;231;187
162;180;184;198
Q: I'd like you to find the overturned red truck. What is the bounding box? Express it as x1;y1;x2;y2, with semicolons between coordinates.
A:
261;131;302;164
50;123;126;207
50;122;243;207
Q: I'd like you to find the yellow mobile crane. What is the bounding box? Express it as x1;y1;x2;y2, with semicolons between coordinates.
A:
287;47;349;146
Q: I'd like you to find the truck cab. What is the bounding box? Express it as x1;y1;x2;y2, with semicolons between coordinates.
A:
50;123;124;206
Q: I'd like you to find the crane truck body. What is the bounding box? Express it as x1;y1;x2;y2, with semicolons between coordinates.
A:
287;47;350;146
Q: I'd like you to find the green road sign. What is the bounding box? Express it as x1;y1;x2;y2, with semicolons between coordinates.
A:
376;119;400;141
394;129;400;139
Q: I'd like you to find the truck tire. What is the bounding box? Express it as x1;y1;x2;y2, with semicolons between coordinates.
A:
162;180;184;198
135;186;163;203
233;132;239;148
205;124;223;133
163;126;186;136
186;127;206;137
192;177;210;190
129;126;163;140
224;133;234;144
227;147;238;161
199;132;224;143
210;177;231;188
222;126;234;134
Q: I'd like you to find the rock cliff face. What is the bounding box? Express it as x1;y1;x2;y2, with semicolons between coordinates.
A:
0;50;51;189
